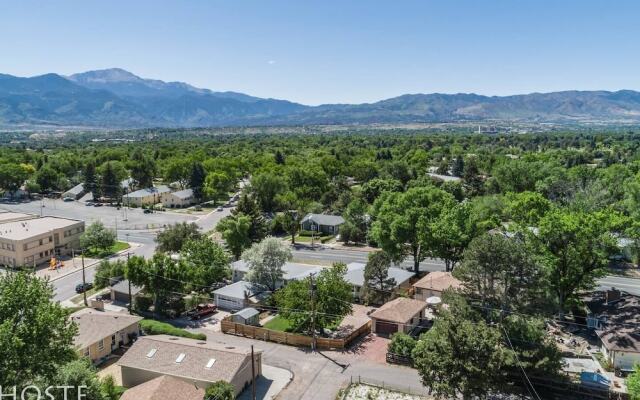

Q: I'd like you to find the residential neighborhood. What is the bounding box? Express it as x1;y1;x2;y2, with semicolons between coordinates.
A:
4;4;640;397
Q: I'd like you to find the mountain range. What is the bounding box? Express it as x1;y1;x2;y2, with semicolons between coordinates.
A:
1;68;640;128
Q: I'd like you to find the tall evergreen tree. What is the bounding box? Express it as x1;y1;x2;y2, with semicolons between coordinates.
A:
189;162;206;203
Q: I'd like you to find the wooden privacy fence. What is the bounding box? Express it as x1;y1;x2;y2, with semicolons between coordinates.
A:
221;318;371;350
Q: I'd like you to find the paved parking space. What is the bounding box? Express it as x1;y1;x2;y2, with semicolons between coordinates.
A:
239;364;293;400
332;334;391;364
0;198;196;231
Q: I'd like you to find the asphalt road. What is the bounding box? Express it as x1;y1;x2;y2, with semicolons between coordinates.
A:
291;246;446;272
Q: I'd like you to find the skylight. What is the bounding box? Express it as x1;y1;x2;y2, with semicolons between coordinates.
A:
176;353;186;363
146;349;157;358
205;358;216;369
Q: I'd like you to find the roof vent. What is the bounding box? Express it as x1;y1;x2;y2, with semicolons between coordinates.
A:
205;359;216;369
146;349;157;358
176;353;186;363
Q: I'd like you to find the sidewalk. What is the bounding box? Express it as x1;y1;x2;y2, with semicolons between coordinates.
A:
35;242;140;282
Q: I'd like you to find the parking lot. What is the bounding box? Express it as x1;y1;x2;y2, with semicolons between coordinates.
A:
0;197;198;231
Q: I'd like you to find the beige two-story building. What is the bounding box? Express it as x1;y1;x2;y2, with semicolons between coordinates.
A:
0;216;85;268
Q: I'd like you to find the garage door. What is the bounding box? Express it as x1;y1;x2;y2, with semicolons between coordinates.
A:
375;320;399;335
215;295;244;311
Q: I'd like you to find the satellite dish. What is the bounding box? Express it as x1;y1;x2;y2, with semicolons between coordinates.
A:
426;296;442;305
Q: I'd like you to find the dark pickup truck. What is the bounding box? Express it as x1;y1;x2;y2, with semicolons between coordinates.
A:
186;304;217;320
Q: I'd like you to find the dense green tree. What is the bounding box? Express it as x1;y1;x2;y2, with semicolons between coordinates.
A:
94;259;126;289
505;191;552;226
35;164;60;192
275;262;352;333
80;221;117;255
189;162;207;203
250;172;288;212
127;253;186;317
340;198;369;244
155;222;202;253
0;162;29;193
370;187;455;274
163;157;192;189
130;148;156;188
360;178;403;204
181;237;230;287
427;202;478;272
39;359;104;400
535;209;618;318
0;273;77;387
216;214;253;259
242;237;292;291
232;192;268;242
83;159;101;199
363;251;396;304
412;295;509;400
454;232;547;314
101;161;122;201
204;171;234;204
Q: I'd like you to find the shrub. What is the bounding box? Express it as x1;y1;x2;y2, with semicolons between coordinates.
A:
388;332;417;358
204;381;235;400
135;295;153;312
140;319;206;341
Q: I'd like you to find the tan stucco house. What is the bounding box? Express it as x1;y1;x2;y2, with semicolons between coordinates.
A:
70;308;142;363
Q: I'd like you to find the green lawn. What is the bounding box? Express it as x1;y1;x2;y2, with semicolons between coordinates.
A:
295;234;334;244
263;315;293;332
84;241;130;258
140;319;207;341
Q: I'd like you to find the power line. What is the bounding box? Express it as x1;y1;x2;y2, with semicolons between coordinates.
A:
501;324;542;400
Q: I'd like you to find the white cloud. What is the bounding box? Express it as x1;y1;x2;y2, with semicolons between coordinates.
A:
267;60;276;65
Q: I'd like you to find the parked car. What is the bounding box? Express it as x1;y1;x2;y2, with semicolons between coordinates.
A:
143;209;153;214
186;303;217;320
85;201;94;206
93;203;103;207
216;206;223;211
75;282;93;293
63;197;74;202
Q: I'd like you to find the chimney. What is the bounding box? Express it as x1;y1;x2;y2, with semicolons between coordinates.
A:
606;288;621;304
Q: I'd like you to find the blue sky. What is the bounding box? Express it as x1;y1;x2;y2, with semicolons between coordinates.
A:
1;0;639;105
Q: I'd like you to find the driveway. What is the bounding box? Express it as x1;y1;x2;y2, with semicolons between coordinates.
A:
197;330;423;400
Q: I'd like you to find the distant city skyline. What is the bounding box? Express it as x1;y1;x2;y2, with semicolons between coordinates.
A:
1;0;639;105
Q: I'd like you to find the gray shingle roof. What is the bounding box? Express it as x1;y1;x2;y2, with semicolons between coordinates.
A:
169;188;193;199
234;307;260;319
111;279;143;296
301;213;345;226
117;335;259;384
231;260;324;281
124;185;171;198
70;308;142;350
345;262;413;288
212;280;267;299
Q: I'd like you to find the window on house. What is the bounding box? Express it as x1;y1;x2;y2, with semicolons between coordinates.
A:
97;339;104;351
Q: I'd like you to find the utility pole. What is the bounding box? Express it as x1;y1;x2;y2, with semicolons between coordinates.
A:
81;252;88;306
127;252;132;315
251;345;257;400
309;272;317;351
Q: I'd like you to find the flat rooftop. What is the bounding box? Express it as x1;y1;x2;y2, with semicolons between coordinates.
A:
0;216;83;241
0;212;37;224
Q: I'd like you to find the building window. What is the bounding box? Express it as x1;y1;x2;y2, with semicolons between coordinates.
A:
83;348;90;357
97;339;104;351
